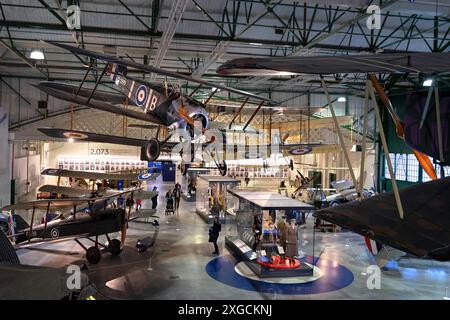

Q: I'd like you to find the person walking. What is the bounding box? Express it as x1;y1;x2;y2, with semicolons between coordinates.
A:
151;186;158;209
173;183;182;212
209;216;222;255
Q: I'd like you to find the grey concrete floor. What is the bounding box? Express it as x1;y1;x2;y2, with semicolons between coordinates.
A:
15;178;450;300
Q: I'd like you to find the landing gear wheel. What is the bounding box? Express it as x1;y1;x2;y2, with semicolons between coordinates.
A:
109;239;122;256
218;161;227;176
144;138;161;161
86;247;101;264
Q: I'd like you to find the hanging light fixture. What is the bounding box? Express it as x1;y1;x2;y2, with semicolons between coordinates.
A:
30;49;45;60
422;78;433;87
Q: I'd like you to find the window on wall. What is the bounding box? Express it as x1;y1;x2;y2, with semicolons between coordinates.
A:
422;156;434;182
385;153;419;182
395;154;407;181
434;163;450;179
407;154;419;182
384;153;395;179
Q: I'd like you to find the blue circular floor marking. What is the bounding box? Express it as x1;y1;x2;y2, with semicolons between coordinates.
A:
205;255;354;295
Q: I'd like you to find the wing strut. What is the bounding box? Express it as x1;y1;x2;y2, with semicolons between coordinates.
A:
204;88;219;105
228;97;249;129
434;86;444;163
86;63;109;104
320;76;358;189
243;100;264;132
189;84;202;97
419;83;434;129
368;80;404;220
358;80;370;201
76;58;95;96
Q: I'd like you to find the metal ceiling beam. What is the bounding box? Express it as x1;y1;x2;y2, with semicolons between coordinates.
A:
117;0;152;32
0;1;14;48
0;39;48;77
0;77;45;117
151;0;163;32
150;0;188;79
2;20;445;49
193;0;278;77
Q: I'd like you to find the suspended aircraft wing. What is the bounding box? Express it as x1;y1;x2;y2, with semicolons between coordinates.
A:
38;127;176;153
37;81;130;105
43;41;278;105
217;53;450;76
314;177;450;261
35;82;164;125
41;168;159;182
39;127;147;147
206;101;324;115
38;185;92;197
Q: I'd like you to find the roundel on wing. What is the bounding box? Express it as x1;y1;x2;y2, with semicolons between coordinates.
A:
138;173;152;180
47;169;59;174
288;146;312;155
63;131;88;140
135;85;148;107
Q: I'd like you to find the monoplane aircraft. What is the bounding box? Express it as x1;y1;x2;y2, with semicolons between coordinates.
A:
217;52;450;261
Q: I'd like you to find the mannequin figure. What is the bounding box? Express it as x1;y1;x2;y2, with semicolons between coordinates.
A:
286;219;298;265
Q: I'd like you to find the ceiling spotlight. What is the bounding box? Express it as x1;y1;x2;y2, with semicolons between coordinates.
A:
338;96;346;102
68;138;74;143
30;49;45;60
211;87;221;92
249;42;263;46
423;79;433;87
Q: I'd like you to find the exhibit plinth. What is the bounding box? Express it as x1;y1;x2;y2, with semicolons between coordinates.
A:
226;190;315;278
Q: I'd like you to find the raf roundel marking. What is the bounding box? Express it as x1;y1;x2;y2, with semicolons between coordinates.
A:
135;85;149;107
63;131;88;140
289;147;312;155
138;173;152;180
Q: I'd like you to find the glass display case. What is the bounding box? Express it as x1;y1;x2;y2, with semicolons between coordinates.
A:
181;168;210;202
225;190;315;278
196;175;240;224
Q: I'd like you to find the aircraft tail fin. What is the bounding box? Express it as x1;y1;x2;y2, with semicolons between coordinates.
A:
13;215;30;244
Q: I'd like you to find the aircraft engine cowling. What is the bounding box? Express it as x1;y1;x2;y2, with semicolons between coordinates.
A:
141;138;161;162
186;113;208;137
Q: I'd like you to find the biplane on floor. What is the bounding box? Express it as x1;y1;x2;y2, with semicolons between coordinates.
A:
2;189;151;264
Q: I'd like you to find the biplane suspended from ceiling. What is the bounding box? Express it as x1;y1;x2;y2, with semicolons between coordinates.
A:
35;41;330;175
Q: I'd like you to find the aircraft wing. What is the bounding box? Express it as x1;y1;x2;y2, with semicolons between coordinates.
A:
43;41;278;105
206;102;324;116
35;82;164;125
217;52;450;75
38;185;92;197
38;127;148;147
0;263;90;300
1;189;140;211
41;168;159;182
314;177;450;261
